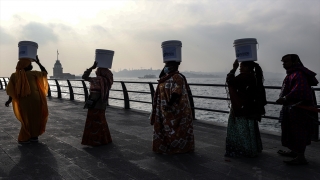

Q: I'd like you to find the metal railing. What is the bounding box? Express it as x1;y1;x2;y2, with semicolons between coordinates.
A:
1;77;319;141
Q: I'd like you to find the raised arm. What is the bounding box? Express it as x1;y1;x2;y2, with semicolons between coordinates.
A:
34;55;48;74
82;61;98;81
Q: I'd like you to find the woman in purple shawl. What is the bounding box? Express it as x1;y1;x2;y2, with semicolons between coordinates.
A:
276;54;318;165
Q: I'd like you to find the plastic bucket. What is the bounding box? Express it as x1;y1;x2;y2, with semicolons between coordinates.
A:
233;38;258;62
18;41;38;61
95;49;114;68
161;40;182;62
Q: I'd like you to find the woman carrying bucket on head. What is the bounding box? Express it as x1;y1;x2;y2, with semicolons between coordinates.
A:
225;38;267;157
81;49;114;146
150;40;195;154
5;41;49;144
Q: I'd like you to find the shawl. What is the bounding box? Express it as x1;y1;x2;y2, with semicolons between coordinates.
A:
150;71;193;125
227;72;267;117
91;68;113;102
15;59;32;98
6;70;49;136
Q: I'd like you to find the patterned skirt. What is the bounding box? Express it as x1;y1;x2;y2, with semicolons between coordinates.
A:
81;109;112;146
225;110;263;157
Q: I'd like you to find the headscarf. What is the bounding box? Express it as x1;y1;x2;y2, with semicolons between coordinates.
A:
287;65;318;85
95;68;114;102
15;59;32;98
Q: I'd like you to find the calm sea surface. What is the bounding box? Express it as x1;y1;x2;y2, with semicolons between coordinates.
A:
48;77;320;134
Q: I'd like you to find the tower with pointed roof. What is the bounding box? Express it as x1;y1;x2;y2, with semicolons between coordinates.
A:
50;50;76;79
53;51;63;77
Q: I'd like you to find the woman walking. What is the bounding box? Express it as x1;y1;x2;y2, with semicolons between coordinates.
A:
5;56;49;143
150;61;195;154
225;60;267;157
81;61;113;146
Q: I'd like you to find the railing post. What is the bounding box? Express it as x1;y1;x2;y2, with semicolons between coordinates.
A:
81;80;89;101
67;80;74;100
47;82;52;97
3;78;8;88
55;79;62;99
120;81;130;109
311;88;319;141
187;84;196;120
0;78;3;90
148;83;155;105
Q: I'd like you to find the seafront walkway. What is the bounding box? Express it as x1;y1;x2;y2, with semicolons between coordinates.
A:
0;91;320;180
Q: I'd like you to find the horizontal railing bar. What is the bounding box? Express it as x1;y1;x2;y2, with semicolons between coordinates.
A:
129;99;152;104
267;101;280;105
189;83;226;87
109;97;124;100
48;79;83;82
113;81;157;84
193;107;229;113
110;89;123;92
73;93;85;95
193;95;228;100
126;90;151;94
262;115;279;120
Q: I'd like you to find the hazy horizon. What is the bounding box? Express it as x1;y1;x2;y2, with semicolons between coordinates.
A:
1;0;319;77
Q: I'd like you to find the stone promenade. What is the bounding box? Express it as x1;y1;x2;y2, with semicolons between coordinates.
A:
0;91;320;180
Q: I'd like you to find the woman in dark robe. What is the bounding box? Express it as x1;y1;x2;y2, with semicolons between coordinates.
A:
225;60;267;157
81;61;114;146
276;54;318;165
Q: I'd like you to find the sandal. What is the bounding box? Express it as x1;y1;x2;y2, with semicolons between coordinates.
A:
284;158;309;165
277;150;297;158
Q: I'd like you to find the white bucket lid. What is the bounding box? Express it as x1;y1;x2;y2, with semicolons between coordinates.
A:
96;49;114;55
233;38;257;46
18;41;38;48
161;40;182;47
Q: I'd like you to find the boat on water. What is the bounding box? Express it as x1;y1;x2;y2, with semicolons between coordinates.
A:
138;74;157;79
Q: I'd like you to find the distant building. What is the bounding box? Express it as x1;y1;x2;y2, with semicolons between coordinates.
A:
50;59;76;79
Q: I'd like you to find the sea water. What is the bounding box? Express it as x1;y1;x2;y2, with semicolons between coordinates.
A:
48;77;320;134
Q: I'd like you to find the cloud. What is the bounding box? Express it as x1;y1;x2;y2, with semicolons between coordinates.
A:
19;22;58;45
0;26;15;44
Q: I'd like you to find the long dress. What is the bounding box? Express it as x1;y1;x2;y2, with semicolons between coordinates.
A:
225;72;265;157
6;71;49;141
279;66;318;153
81;68;113;146
150;72;195;154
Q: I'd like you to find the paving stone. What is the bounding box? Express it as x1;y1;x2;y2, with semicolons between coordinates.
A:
0;91;319;179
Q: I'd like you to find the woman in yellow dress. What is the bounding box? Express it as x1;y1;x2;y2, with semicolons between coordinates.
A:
5;56;49;144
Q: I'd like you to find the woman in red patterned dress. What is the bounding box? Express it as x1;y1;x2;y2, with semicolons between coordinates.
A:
81;61;113;146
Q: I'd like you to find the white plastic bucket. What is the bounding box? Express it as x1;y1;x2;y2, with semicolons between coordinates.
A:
233;38;258;62
95;49;114;68
18;41;38;61
161;40;182;62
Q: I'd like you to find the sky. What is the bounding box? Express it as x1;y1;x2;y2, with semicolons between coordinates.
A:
0;0;319;77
